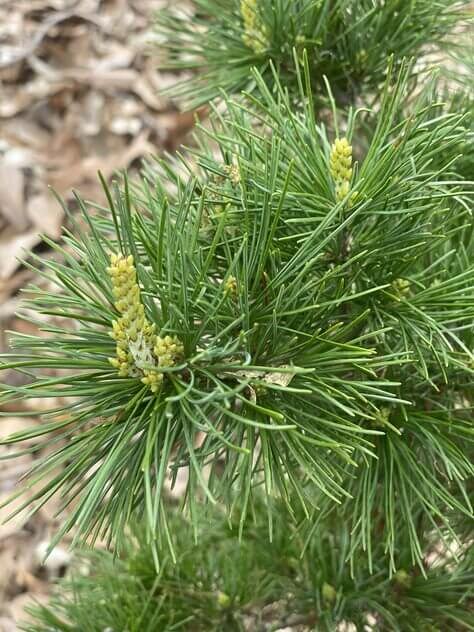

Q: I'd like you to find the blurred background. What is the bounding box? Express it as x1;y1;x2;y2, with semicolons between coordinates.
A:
0;1;194;628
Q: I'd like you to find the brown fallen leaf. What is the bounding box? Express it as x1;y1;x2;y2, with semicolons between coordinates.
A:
0;10;107;71
7;592;50;628
49;129;155;192
0;231;40;281
27;192;63;239
0;492;34;542
0;78;71;119
0;616;17;632
0;295;22;321
0;162;27;231
0;118;50;151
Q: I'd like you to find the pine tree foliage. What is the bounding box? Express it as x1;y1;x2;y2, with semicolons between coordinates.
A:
431;89;474;181
0;1;473;629
22;506;474;631
1;62;472;572
154;0;470;108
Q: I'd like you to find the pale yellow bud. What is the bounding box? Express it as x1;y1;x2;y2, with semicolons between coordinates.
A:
330;137;353;204
224;164;241;186
336;180;350;202
217;591;231;608
372;407;391;428
224;275;238;297
241;0;269;54
107;253;184;392
322;582;337;604
392;278;411;298
393;569;412;588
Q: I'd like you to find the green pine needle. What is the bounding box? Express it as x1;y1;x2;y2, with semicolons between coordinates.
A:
1;64;472;569
153;0;471;108
22;504;474;632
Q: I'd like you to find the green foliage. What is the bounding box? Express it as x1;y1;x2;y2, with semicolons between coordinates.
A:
0;1;472;628
430;88;474;182
154;0;470;108
1;63;472;572
22;505;474;631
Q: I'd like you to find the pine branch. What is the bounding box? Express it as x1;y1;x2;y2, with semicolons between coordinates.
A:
153;0;470;108
22;504;474;631
1;63;472;566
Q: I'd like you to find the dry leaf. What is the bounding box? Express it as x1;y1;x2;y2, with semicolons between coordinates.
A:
27;192;63;239
0;617;17;632
0;231;40;281
7;592;50;627
263;365;296;387
233;365;297;388
0;162;27;230
0;493;34;542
